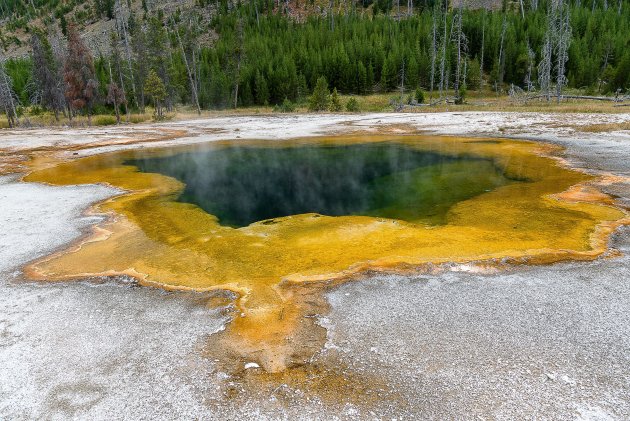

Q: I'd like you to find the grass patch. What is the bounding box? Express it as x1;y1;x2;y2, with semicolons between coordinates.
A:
129;114;152;124
577;121;630;133
2;89;628;131
92;115;118;126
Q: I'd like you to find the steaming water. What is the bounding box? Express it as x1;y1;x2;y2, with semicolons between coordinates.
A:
128;143;518;227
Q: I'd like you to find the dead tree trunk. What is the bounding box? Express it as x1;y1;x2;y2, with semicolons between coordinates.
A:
429;9;437;95
525;41;535;92
174;23;201;115
115;0;138;110
452;4;467;102
399;58;405;99
0;57;19;127
233;17;244;109
552;0;572;103
108;61;121;124
438;0;448;96
480;13;485;89
538;33;552;101
497;17;507;93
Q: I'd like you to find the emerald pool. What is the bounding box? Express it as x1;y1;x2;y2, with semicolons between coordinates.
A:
128;142;519;227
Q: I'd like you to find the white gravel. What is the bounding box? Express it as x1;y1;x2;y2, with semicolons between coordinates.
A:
3;112;629;158
323;227;630;419
0;176;228;419
0;176;118;274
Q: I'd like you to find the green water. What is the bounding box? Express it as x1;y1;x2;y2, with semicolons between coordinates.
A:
128;142;518;227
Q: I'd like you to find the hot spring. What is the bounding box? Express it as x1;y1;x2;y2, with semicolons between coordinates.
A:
23;134;625;371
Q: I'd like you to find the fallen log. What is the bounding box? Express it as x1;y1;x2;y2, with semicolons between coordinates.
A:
511;93;627;103
559;95;622;102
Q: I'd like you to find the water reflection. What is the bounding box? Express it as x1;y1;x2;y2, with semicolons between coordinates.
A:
128;143;517;227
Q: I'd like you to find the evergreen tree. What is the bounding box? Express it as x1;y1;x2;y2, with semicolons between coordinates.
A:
144;69;167;118
357;61;367;94
254;70;269;105
308;76;330;111
330;87;342;111
346;97;359;112
4;2;630;113
380;55;398;91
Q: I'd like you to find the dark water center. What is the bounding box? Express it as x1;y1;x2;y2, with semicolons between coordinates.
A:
128;142;517;227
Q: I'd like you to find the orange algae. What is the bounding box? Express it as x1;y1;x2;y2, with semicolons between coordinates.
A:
22;135;628;371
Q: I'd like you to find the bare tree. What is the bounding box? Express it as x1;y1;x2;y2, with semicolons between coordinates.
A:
598;42;612;93
452;3;468;102
538;32;552;101
173;16;201;115
47;20;70;118
480;12;485;89
130;20;149;112
552;0;571;103
399;58;406;99
329;0;334;31
496;16;507;93
0;56;19;127
438;0;448;96
429;8;438;95
524;40;535;92
110;31;130;121
114;0;138;110
107;61;126;124
536;0;572;103
232;16;245;109
30;32;65;120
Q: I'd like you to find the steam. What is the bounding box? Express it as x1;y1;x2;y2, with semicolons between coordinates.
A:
127;142;514;227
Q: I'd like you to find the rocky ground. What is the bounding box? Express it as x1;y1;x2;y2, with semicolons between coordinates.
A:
0;112;628;419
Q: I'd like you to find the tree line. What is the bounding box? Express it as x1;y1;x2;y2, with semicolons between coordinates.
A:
0;0;629;125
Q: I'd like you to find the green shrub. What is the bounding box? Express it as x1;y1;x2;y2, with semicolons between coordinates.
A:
29;105;44;116
455;88;466;105
273;97;296;113
415;88;425;104
346;97;360;112
92;104;111;115
129;114;151;124
92;115;117;126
